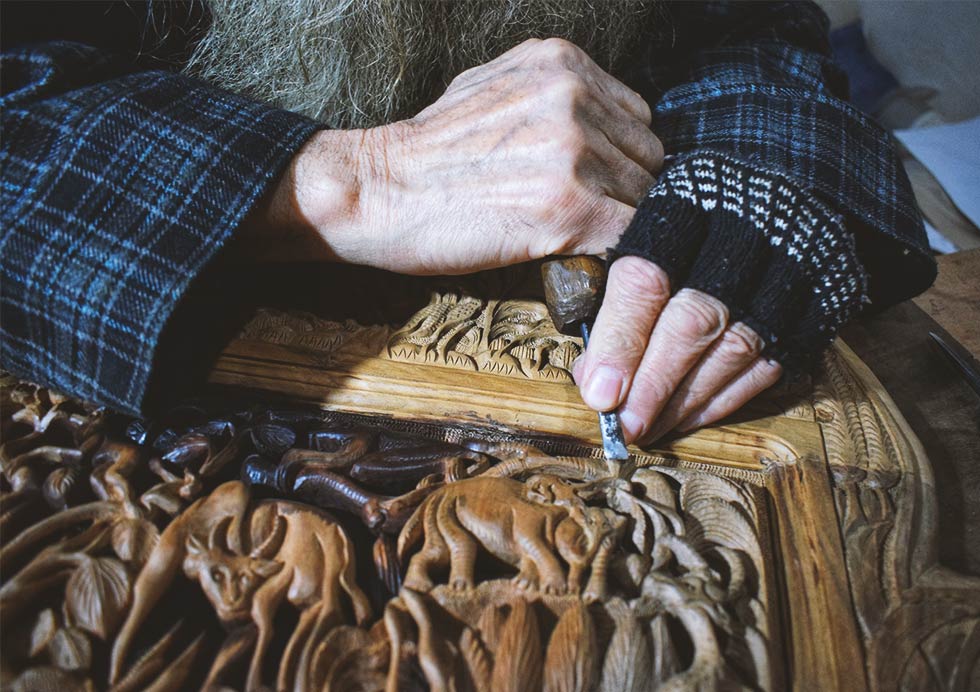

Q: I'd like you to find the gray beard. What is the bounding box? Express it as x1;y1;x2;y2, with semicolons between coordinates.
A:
187;0;658;129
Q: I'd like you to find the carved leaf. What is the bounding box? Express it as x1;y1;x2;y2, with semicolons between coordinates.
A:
30;609;57;658
490;600;543;692
477;602;508;656
599;609;653;692
65;556;130;640
678;473;757;524
49;627;92;671
42;467;79;508
11;666;91;692
544;604;598;692
633;469;678;512
111;517;159;566
649;614;683;684
684;498;759;558
460;627;493;692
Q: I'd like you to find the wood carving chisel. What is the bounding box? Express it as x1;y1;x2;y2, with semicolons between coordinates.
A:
541;256;629;473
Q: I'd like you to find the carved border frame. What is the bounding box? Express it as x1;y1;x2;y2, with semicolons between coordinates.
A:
209;304;980;691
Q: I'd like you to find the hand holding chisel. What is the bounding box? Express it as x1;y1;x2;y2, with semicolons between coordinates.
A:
541;256;629;474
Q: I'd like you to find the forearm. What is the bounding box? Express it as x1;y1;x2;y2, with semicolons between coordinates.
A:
627;1;935;307
233;129;378;264
1;42;319;414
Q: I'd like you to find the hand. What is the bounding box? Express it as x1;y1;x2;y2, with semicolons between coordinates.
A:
572;257;784;444
239;38;663;273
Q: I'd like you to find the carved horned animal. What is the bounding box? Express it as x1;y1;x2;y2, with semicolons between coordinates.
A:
111;481;371;691
397;475;625;600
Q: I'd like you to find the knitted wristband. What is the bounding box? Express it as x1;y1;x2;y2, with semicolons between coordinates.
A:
609;153;869;371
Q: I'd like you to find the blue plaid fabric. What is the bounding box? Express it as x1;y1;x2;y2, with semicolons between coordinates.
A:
626;1;934;303
1;42;319;414
1;2;933;416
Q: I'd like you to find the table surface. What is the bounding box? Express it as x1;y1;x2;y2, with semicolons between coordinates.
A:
840;247;980;575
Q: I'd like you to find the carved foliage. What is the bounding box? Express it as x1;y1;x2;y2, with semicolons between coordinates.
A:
235;294;583;381
1;378;776;691
814;346;980;691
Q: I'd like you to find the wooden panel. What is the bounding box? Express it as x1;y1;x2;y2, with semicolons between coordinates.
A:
3;273;978;691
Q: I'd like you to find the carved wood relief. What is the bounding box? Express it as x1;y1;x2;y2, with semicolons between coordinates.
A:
3;275;978;690
0;378;777;690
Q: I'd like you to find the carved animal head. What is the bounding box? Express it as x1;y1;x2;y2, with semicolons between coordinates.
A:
183;519;284;623
556;507;628;563
525;474;585;509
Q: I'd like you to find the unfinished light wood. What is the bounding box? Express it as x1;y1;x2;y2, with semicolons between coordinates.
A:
211;299;820;471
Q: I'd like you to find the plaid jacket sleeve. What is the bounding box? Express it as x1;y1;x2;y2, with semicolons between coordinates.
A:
1;42;320;415
625;0;937;307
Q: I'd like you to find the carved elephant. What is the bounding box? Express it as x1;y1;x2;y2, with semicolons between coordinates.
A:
397;475;624;597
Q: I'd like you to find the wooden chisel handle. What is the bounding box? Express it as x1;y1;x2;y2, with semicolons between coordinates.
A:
540;256;607;336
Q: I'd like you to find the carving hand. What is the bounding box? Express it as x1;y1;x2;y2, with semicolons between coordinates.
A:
572;152;867;444
240;38;663;274
573;259;783;444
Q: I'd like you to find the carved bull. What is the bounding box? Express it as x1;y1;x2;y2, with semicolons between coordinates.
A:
111;481;371;691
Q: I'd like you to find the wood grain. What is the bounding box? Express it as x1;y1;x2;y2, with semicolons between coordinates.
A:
2;269;978;691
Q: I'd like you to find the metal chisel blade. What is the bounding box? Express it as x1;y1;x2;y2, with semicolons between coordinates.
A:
580;323;629;462
597;410;629;460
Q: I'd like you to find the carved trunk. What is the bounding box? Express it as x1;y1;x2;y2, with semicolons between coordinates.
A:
1;267;977;691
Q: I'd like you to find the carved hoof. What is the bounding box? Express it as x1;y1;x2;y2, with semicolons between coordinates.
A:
514;576;536;591
450;576;472;591
542;580;566;596
583;588;605;604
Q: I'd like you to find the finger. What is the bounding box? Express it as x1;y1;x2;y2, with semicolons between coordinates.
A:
577;257;671;412
675;357;784;432
583;95;664;174
643;322;764;441
618;289;729;443
526;38;652;125
582;128;656;207
566;196;638;254
579;57;652;126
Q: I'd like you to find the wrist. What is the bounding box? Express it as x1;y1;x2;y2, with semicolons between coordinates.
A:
234;125;401;264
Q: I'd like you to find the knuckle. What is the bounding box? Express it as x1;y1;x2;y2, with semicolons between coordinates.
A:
671;289;728;341
630;371;673;411
742;359;782;393
612;257;671;304
593;327;648;363
538;37;581;61
719;325;763;361
549;72;589;106
645;133;665;171
635;94;653;125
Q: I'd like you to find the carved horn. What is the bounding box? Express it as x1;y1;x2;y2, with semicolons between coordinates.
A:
209;516;234;553
250;514;286;560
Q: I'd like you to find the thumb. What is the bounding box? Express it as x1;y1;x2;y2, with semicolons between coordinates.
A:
578;256;671;411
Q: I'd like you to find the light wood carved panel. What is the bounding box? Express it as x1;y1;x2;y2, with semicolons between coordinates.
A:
2;274;978;691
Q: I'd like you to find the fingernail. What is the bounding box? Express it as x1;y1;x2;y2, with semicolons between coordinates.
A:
619;409;646;443
582;366;624;411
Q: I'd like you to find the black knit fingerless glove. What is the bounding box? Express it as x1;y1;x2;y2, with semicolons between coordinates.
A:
610;153;869;371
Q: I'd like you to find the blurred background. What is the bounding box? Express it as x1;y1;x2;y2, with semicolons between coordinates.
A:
817;0;980;253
